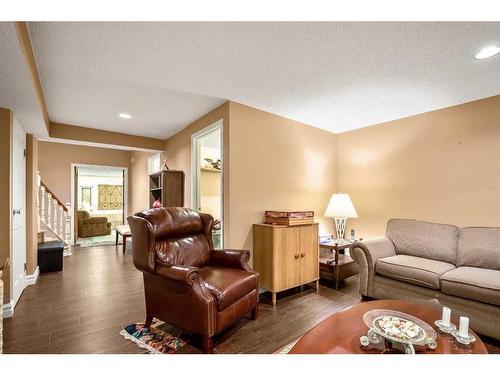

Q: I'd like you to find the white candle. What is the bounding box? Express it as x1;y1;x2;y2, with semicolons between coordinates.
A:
442;307;451;326
459;316;469;337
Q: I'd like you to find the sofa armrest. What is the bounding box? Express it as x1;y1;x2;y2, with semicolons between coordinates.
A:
351;237;396;296
156;264;200;286
83;216;108;225
210;249;253;271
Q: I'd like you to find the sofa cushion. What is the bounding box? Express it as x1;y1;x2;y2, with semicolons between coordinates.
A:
386;219;458;264
457;227;500;271
441;267;500;306
376;255;455;290
199;266;258;311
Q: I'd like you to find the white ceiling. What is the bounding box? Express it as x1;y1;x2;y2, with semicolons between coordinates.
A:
0;22;48;138
7;22;500;139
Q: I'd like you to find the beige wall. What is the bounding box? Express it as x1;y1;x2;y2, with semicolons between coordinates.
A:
129;150;156;215
200;169;222;220
164;101;337;260
25;134;38;275
0;108;12;303
50;122;165;151
38;142;152;220
228;102;337;255
337;95;500;239
164;102;230;243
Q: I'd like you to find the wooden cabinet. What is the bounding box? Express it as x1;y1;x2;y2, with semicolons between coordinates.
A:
149;170;185;209
253;223;319;305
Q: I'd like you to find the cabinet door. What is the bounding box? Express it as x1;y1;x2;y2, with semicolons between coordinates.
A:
299;224;319;283
273;226;301;291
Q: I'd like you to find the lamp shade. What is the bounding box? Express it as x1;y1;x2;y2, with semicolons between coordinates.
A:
324;193;358;218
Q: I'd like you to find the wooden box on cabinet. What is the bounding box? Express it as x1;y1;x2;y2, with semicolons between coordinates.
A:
253;223;319;305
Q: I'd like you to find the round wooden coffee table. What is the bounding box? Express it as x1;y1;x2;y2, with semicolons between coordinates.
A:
289;300;488;354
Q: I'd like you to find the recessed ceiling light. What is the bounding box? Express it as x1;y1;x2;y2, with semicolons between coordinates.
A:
474;46;500;60
118;113;132;119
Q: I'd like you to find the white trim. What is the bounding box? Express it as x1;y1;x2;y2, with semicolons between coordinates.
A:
70;163;128;245
2;300;14;318
26;266;40;286
191;119;224;248
148;153;161;175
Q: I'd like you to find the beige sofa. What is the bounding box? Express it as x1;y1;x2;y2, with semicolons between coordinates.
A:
351;219;500;339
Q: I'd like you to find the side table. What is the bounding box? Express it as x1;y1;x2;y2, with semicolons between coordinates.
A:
116;225;131;254
319;240;359;289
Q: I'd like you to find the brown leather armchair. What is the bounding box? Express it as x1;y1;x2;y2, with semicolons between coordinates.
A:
127;207;259;353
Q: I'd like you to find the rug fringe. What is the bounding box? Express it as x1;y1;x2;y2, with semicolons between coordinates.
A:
119;329;164;354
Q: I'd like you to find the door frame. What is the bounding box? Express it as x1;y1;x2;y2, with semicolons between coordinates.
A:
70;163;128;245
190;119;224;248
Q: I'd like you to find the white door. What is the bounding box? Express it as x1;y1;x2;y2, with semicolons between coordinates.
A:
11;116;26;307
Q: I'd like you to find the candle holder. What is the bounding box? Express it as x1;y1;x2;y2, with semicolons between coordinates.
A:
434;320;457;334
451;329;476;346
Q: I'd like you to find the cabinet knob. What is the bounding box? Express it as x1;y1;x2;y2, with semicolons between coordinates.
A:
294;254;299;259
300;253;305;258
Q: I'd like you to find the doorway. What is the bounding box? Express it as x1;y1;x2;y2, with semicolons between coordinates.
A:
192;120;223;249
70;164;128;247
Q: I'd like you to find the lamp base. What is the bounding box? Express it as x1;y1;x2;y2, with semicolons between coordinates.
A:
335;217;347;239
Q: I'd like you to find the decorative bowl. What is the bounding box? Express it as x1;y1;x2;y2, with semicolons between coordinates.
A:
360;309;438;354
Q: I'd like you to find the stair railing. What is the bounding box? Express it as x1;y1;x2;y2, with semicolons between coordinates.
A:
37;173;71;246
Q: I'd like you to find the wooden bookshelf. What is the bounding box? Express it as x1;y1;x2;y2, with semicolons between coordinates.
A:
149;170;185;208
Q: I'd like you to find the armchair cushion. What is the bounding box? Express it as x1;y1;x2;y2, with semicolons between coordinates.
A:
199;266;259;311
457;227;500;271
376;255;455;290
441;266;500;306
386;219;458;264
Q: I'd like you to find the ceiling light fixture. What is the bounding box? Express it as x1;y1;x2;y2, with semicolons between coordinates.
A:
118;113;132;119
474;46;500;60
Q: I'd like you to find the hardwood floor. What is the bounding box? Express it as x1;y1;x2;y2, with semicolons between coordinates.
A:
3;244;499;354
2;244;361;354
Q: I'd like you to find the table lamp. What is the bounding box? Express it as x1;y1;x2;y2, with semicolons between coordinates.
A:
324;193;358;239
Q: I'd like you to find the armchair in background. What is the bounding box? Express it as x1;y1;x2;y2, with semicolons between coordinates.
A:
77;210;112;238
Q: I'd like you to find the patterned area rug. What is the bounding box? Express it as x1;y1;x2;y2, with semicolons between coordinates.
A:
77;230;122;248
120;319;189;354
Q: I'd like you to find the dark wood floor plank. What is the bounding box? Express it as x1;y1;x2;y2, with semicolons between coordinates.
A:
4;243;498;354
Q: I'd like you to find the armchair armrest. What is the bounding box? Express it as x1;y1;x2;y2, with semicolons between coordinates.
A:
210;249;253;271
83;216;108;225
351;237;396;296
156;264;200;286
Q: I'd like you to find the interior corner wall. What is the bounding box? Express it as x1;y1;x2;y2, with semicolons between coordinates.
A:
164;102;230;244
336;95;500;239
129;150;157;215
228;102;337;261
0;108;13;304
37;141;133;208
25;134;38;275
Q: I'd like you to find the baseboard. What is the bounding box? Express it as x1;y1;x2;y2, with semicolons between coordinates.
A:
63;248;72;256
26;266;40;286
2;300;14;318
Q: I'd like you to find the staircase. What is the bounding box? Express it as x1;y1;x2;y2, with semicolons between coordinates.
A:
37;172;71;253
